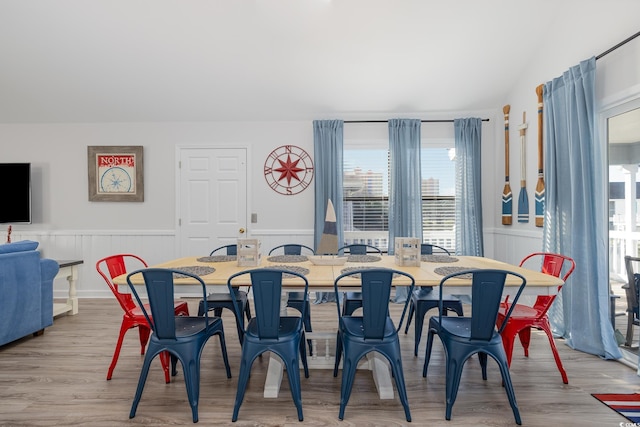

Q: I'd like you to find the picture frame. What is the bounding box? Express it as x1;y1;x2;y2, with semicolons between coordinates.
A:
87;146;144;202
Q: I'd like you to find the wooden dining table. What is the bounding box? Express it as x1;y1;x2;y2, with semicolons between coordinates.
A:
114;254;563;400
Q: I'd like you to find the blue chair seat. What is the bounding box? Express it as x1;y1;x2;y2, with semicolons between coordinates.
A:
341;316;397;339
245;316;303;339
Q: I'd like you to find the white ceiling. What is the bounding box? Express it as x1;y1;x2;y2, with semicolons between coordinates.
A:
0;0;639;124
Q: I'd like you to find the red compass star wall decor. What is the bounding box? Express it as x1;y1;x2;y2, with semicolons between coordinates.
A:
264;145;314;195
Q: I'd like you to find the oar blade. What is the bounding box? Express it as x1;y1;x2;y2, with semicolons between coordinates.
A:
535;178;545;227
518;187;529;223
502;183;512;225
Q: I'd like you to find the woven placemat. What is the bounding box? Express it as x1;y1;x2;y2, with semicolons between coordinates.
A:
347;254;382;263
340;266;401;278
267;255;308;263
433;266;473;279
173;266;216;278
421;255;459;263
197;255;236;262
269;265;310;277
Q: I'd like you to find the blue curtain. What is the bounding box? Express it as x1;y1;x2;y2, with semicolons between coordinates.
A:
542;57;620;359
454;118;484;256
388;119;423;303
313;120;344;303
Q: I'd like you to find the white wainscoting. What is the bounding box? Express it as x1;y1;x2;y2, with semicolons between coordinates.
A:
8;228;314;299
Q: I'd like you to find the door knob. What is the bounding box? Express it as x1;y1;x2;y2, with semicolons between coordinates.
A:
239;228;245;234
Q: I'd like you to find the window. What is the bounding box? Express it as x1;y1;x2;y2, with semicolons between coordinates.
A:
421;147;456;251
343;143;390;249
342;139;456;252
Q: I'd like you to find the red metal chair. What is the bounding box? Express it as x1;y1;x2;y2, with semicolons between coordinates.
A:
96;254;190;382
496;252;575;384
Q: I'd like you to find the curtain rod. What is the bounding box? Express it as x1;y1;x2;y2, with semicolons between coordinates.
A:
344;119;490;124
596;30;640;60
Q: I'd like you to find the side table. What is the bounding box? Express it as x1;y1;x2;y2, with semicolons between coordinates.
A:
53;259;83;316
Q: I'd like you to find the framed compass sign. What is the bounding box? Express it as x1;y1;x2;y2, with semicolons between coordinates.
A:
263;145;314;195
88;145;144;202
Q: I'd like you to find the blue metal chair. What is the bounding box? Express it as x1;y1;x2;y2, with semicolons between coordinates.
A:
127;268;232;423
333;268;414;422
423;269;527;425
227;268;310;422
338;244;383;316
269;244;315;349
404;244;464;356
197;244;252;344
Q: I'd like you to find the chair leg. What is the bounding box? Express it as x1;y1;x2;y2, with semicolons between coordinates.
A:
217;330;232;379
444;354;465;421
197;300;205;317
138;326;150;355
404;299;415;334
129;350;156;419
413;305;428;357
158;351;171;383
497;356;522;425
333;331;342;377
389;350;411;422
422;329;435;377
283;353;304;421
178;353;201;423
626;314;635;347
500;327;518;367
478;352;488;380
337;350;359;420
299;333;309;379
107;321;130;380
232;346;256;422
518;327;532;357
539;320;568;384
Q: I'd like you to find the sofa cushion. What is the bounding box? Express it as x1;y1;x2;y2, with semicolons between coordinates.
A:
0;240;39;254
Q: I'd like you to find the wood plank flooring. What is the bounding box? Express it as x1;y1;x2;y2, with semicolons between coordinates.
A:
1;298;639;426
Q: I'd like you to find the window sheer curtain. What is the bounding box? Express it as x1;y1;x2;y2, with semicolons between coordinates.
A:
313;120;344;303
542;57;620;359
454;118;484;256
388;119;423;303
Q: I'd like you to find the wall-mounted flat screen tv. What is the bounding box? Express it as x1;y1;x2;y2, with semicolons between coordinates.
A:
0;163;32;224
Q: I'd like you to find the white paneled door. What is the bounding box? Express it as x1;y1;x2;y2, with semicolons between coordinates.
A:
177;147;248;257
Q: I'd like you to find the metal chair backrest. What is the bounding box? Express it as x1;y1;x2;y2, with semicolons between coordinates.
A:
421;244;450;255
269;244;315;256
96;254;148;315
210;244;237;256
335;268;415;339
519;252;575;312
338;244;382;255
228;268;309;339
440;269;527;341
127;268;209;340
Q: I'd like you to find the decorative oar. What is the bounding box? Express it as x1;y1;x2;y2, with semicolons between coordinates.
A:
517;111;529;223
535;85;545;227
502;105;512;225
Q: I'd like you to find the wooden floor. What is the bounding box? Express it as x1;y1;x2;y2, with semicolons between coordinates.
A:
1;298;639;426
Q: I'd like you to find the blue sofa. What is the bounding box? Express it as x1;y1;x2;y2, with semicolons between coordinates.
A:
0;240;59;346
